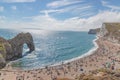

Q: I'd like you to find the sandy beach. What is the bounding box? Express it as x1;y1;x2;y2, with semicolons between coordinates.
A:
0;36;120;80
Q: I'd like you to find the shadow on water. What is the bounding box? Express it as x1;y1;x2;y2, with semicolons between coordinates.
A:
22;51;31;57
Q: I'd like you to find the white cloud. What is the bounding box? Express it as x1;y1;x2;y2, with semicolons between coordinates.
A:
0;6;4;12
0;16;6;22
40;9;62;14
102;0;120;10
1;11;120;31
1;0;36;3
40;4;94;18
11;6;17;10
0;16;6;28
45;0;94;18
47;0;83;8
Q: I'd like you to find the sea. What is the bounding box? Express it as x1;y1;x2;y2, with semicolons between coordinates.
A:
0;29;96;70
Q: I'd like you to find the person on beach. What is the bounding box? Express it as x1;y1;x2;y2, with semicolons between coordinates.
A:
16;76;24;80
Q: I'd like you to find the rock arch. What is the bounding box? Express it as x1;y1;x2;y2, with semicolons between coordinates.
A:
0;32;35;69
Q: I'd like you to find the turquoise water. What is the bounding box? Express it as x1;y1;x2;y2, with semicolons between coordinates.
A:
0;29;96;70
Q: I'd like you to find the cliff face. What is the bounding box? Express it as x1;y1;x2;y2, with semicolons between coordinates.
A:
99;23;120;43
0;33;35;69
0;37;12;68
88;28;100;34
88;29;97;34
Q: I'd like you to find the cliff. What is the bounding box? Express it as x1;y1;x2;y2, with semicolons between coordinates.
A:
0;33;35;69
88;28;100;34
56;23;120;80
99;23;120;43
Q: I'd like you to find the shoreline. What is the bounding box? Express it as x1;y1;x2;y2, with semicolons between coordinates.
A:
49;35;99;68
5;35;99;71
1;35;120;80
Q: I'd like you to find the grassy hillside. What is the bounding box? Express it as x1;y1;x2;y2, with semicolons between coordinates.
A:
104;23;120;37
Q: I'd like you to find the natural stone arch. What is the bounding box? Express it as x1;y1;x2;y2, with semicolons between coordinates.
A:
0;32;35;69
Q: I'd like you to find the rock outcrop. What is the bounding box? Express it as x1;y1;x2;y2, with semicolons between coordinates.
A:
0;37;12;69
0;33;35;69
88;29;97;34
88;28;100;34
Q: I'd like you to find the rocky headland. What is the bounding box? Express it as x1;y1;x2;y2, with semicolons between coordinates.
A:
0;32;35;69
88;28;100;34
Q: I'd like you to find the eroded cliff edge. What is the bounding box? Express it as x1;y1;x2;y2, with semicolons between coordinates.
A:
99;23;120;43
0;32;35;69
88;23;120;43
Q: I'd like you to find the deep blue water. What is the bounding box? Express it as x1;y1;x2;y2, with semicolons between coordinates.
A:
0;29;96;70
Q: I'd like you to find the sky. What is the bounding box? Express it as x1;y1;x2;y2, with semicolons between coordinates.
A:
0;0;120;31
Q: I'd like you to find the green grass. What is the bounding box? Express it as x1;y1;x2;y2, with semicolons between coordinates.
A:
104;23;120;37
105;23;120;33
